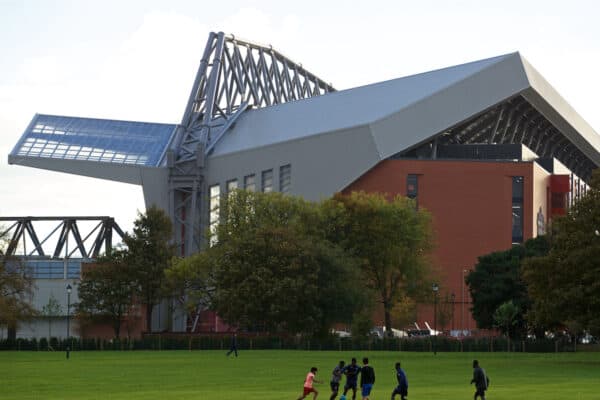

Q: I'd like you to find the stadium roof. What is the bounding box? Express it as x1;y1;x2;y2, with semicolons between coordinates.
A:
9;39;600;184
208;51;599;180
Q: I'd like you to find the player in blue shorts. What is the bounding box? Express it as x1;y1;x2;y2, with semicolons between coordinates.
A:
330;360;345;400
359;357;375;400
391;362;408;400
342;358;361;400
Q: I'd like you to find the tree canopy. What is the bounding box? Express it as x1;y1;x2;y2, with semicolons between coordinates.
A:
522;169;600;336
466;236;549;338
166;190;434;337
76;250;137;338
186;190;367;336
324;192;433;337
0;230;36;340
124;206;175;332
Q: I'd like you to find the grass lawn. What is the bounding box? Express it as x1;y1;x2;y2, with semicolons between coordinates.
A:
1;350;599;399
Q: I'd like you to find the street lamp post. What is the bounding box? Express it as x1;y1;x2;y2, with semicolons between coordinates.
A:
450;292;456;332
66;284;71;360
432;283;439;355
461;269;467;336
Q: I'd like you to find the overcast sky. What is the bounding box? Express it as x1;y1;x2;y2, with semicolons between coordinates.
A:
1;0;599;235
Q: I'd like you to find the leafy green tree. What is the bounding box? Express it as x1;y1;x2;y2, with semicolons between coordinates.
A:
522;169;600;336
324;192;434;337
76;250;136;338
165;251;216;317
125;206;175;332
41;293;62;341
466;236;549;338
493;300;520;339
0;230;37;340
201;190;366;336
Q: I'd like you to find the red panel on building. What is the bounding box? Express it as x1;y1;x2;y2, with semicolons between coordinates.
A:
551;175;570;193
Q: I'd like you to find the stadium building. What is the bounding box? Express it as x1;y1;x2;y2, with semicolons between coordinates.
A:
8;32;600;335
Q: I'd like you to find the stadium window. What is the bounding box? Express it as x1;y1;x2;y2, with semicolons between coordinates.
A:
512;176;524;244
262;169;273;193
227;179;238;194
279;164;291;193
244;174;256;192
407;174;419;209
209;184;221;246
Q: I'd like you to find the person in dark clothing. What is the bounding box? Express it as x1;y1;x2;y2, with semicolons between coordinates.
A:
330;360;346;400
343;358;361;400
391;362;408;400
359;357;375;400
226;333;238;357
470;359;489;400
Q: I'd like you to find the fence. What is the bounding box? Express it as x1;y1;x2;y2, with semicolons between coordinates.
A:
0;335;592;352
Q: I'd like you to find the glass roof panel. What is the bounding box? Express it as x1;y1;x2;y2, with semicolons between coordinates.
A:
11;114;176;167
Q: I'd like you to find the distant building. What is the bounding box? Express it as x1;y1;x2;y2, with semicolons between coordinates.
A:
8;32;600;334
0;217;129;339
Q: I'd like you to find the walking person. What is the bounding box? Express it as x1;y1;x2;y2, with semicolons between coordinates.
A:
298;367;322;400
330;360;346;400
391;362;408;400
359;357;375;400
342;358;361;400
470;359;490;400
226;333;238;357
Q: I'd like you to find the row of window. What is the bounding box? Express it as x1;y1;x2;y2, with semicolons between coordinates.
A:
209;164;292;245
25;260;81;279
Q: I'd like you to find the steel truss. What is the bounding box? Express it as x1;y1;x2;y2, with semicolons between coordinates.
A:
167;32;335;256
0;216;125;259
397;95;597;182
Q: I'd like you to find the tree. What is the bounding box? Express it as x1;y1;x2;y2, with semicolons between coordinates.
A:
493;300;520;340
190;190;367;336
125;206;175;332
165;251;216;318
41;293;62;342
76;250;136;338
324;192;433;337
522;169;600;336
466;236;549;338
0;230;37;340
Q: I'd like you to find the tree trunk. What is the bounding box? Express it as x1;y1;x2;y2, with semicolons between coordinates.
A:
384;302;393;338
7;324;16;341
146;304;153;333
113;317;121;339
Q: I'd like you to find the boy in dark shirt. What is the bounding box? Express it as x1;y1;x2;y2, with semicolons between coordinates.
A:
330;360;346;400
391;362;408;400
470;359;490;400
359;357;375;400
343;358;361;400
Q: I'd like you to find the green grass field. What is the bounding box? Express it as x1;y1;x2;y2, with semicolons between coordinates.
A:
1;350;599;399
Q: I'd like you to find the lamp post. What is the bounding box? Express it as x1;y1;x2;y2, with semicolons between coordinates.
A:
66;284;71;360
461;269;467;336
432;283;439;355
450;292;456;332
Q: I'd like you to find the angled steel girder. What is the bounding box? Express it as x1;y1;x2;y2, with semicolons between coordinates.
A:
167;32;335;257
0;217;124;259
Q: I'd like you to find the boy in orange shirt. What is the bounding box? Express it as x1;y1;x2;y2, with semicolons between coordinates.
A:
298;367;322;400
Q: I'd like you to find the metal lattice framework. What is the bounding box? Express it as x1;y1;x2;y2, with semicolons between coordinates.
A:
398;95;597;181
167;31;335;256
0;217;125;259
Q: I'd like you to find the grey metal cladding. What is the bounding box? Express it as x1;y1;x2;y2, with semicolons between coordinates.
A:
206;124;380;201
209;53;517;158
370;52;530;159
